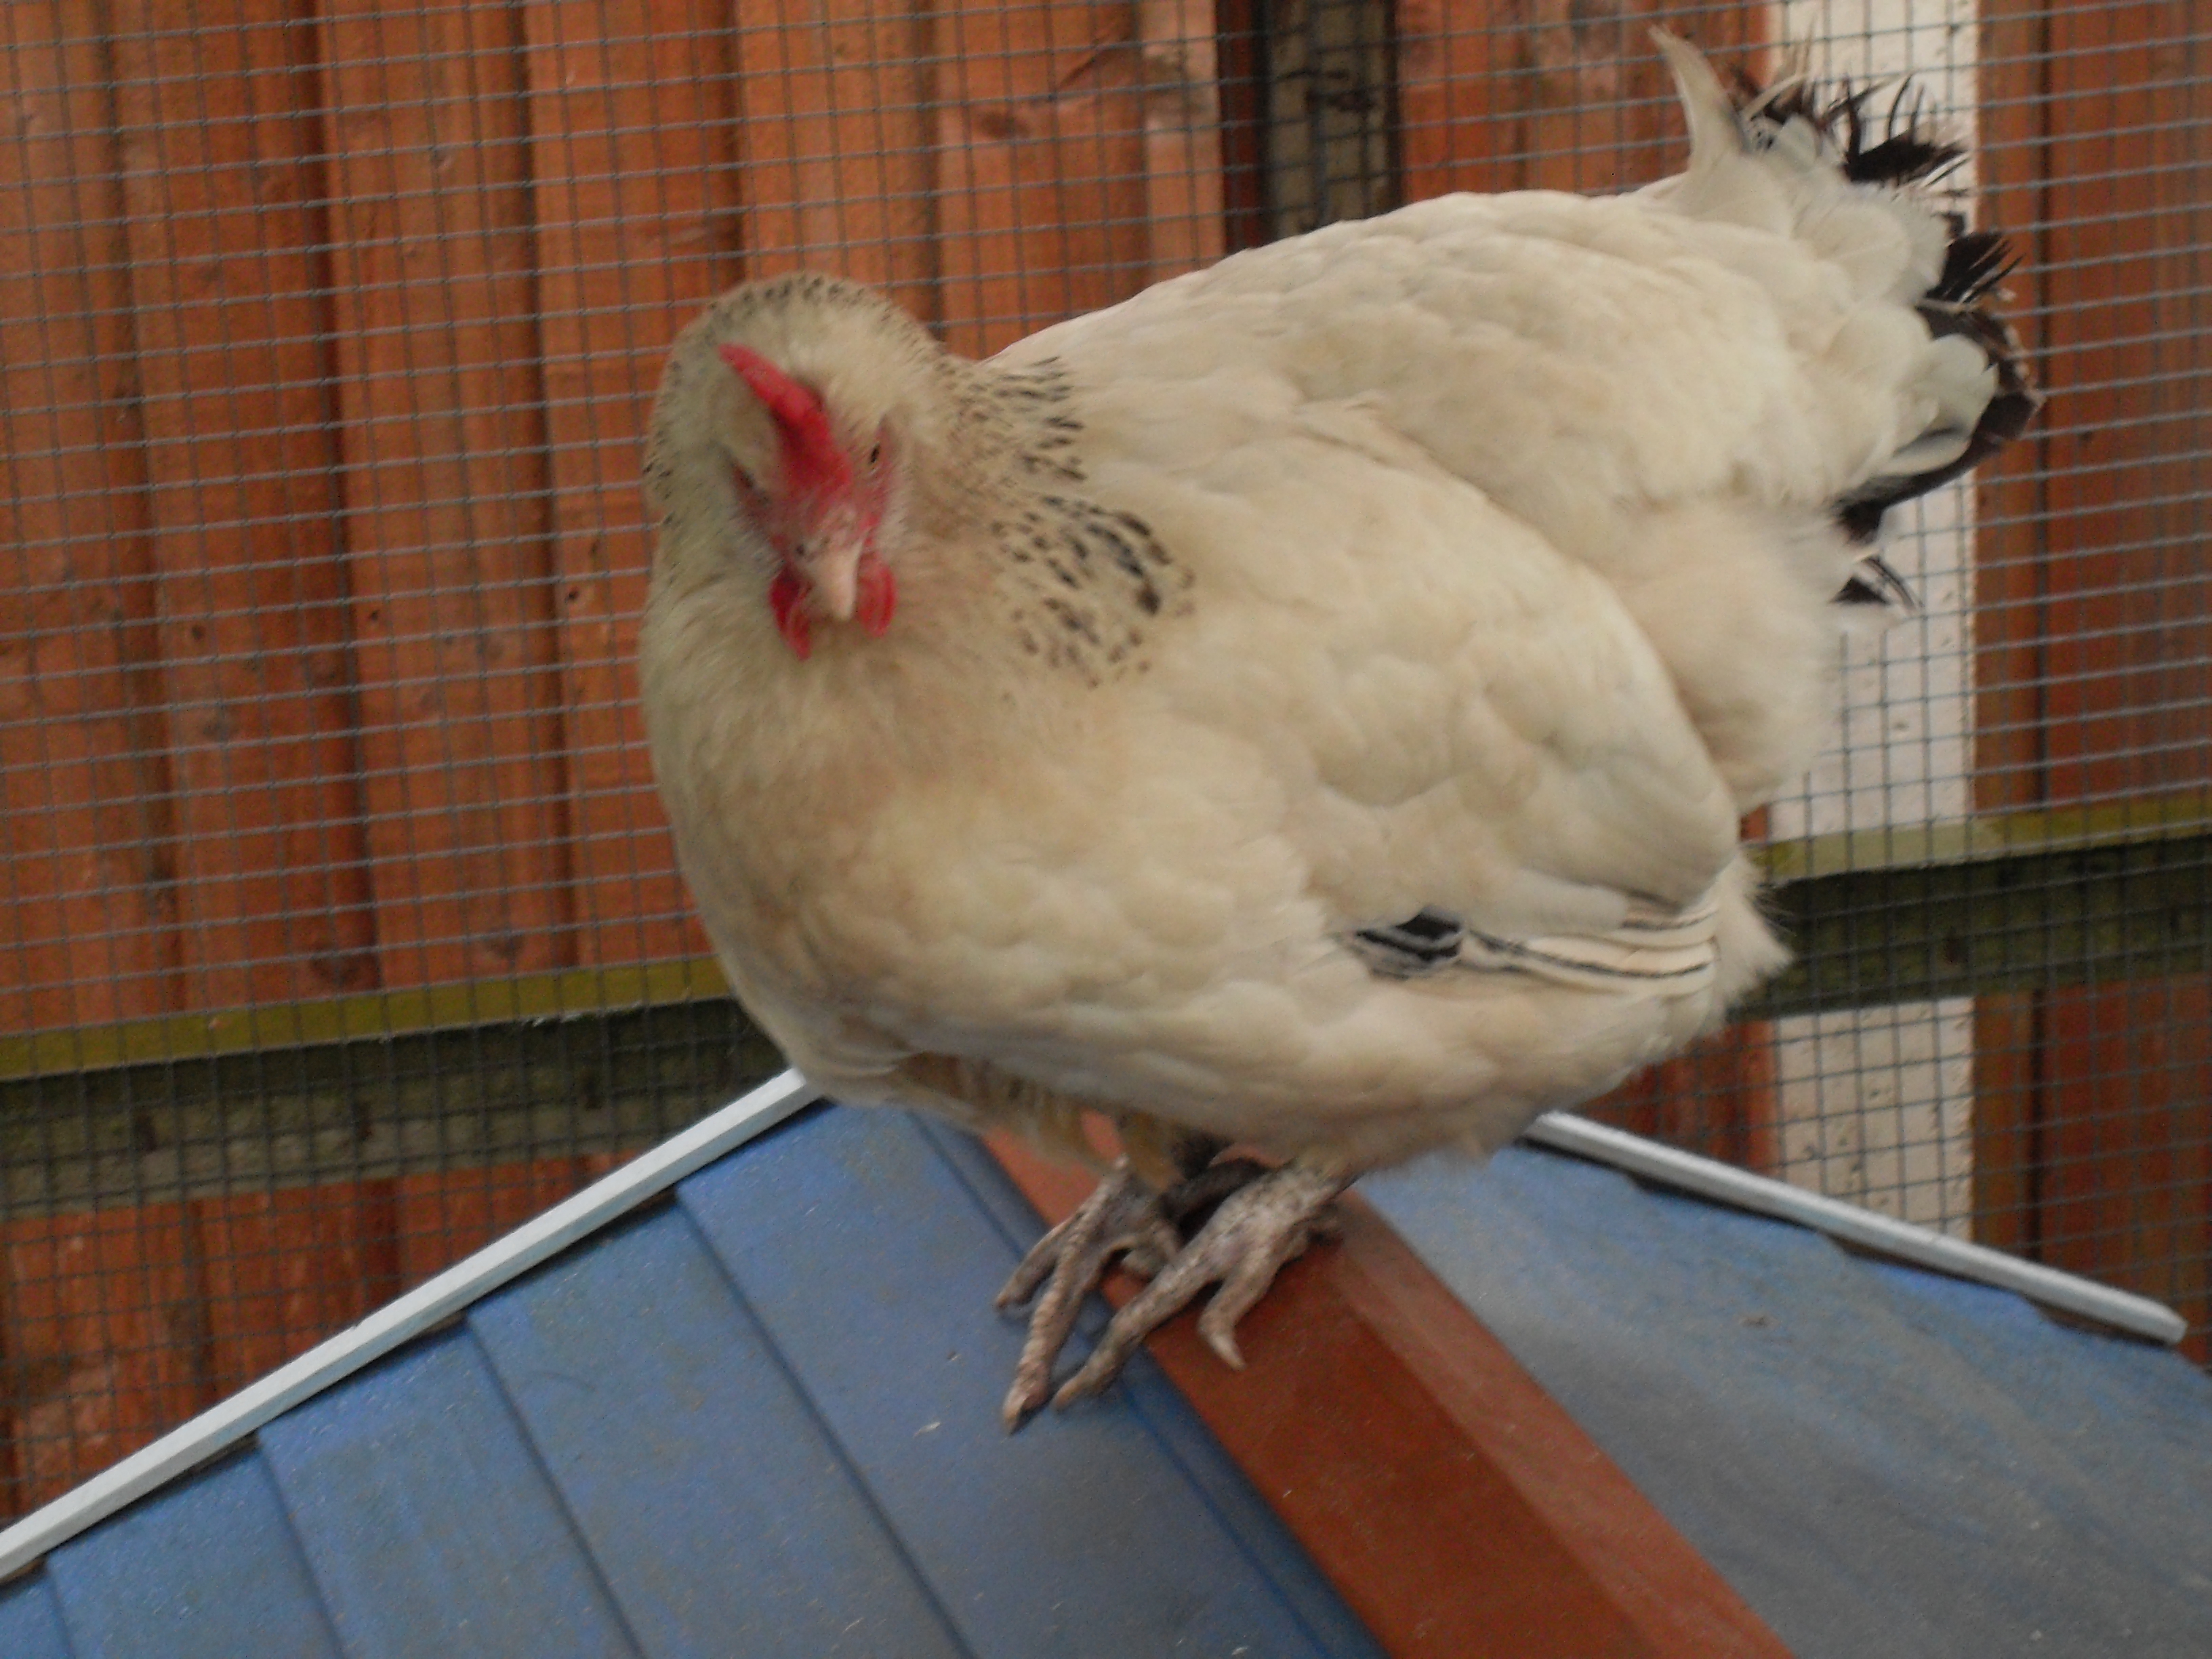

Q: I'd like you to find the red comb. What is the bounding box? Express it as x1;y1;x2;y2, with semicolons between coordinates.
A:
719;344;852;501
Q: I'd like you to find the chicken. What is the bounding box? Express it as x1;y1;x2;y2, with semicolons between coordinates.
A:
638;34;2035;1427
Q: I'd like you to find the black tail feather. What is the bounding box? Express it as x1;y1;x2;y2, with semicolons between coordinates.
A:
1708;58;2042;554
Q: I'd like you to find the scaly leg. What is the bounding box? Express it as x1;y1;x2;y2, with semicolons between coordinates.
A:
1050;1158;1348;1410
995;1141;1346;1427
996;1131;1254;1429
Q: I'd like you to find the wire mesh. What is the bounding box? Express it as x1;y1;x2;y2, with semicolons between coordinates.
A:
0;0;2204;1519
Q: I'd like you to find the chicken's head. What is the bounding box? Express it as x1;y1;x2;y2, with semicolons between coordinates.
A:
647;275;946;661
712;343;896;659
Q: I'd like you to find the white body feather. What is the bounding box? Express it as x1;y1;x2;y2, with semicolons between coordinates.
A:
640;39;2020;1170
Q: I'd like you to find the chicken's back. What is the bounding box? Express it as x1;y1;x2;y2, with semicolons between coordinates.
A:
1006;37;2030;809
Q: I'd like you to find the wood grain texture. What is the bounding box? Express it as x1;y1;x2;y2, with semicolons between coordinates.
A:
933;0;1153;356
735;0;940;316
987;1131;1792;1659
193;1183;398;1397
0;3;178;1035
522;0;741;967
0;1204;201;1516
109;0;378;1014
1975;1;2209;1349
319;0;576;991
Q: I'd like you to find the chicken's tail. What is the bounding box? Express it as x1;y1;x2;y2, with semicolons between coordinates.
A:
1652;31;2039;560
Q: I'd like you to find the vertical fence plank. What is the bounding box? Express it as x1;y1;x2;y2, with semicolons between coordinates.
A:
2040;985;2210;1361
0;1204;201;1517
933;0;1153;356
523;0;741;968
1971;0;2053;1262
2018;0;2210;1345
319;0;576;992
0;3;179;1035
1397;0;1517;203
194;1181;398;1393
733;0;939;318
109;0;378;1013
1138;0;1226;282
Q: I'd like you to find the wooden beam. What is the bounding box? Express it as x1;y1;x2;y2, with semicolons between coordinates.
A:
987;1133;1791;1659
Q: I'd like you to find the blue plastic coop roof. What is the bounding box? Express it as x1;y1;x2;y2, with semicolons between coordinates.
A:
0;1103;1380;1659
3;1084;2208;1659
1366;1148;2212;1659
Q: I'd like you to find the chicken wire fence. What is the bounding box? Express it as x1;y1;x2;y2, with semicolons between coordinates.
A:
0;0;2203;1517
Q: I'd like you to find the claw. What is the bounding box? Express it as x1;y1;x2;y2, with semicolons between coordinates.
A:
1047;1162;1348;1411
996;1162;1181;1430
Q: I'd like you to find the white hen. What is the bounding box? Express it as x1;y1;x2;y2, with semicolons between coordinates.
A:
638;34;2035;1425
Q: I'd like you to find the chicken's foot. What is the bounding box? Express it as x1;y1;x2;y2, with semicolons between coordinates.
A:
995;1162;1185;1429
1050;1160;1348;1410
996;1150;1347;1426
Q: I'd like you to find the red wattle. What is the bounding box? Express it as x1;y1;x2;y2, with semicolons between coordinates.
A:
855;552;897;638
769;568;813;659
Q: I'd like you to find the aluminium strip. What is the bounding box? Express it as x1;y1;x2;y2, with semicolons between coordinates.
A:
1;1073;2186;1582
1524;1110;2190;1347
0;1068;823;1584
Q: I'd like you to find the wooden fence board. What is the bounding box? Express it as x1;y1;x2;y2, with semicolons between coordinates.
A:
319;0;576;992
2040;981;2210;1361
522;0;741;968
733;0;939;316
1139;0;1228;281
194;1181;398;1393
1975;1;2209;1343
1398;0;1518;203
0;1204;201;1515
108;0;377;1014
395;1159;590;1282
0;3;178;1036
932;0;1153;356
1971;1;2055;1259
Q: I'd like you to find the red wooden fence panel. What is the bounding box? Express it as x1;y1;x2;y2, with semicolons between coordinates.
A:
0;1;178;1036
1979;0;2211;1356
320;0;577;991
112;0;381;1014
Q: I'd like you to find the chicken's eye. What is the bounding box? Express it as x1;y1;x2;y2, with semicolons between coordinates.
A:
867;441;882;468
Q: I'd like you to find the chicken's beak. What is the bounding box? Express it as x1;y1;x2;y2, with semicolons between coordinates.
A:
795;535;863;623
788;527;897;638
792;506;867;623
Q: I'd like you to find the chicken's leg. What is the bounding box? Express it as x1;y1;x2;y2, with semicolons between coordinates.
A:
996;1141;1346;1427
1050;1159;1347;1408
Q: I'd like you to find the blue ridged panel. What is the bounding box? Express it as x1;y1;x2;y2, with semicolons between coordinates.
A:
12;1101;1376;1659
1366;1143;2212;1659
258;1328;639;1659
0;1573;72;1659
679;1107;1375;1659
43;1452;340;1659
913;1116;1390;1658
470;1202;968;1659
